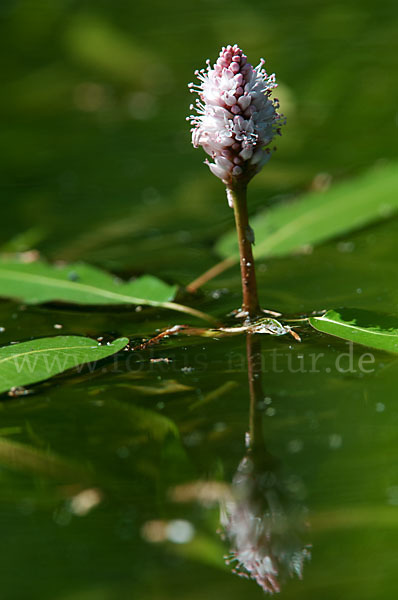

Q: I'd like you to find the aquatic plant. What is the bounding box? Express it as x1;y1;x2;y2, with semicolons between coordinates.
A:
188;44;284;319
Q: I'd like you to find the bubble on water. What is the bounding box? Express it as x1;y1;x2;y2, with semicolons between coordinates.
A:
0;327;5;333
127;91;158;120
265;407;276;417
329;434;342;449
356;288;362;294
379;203;393;218
212;290;222;299
337;241;355;253
287;439;303;453
117;446;130;459
53;506;72;527
376;402;385;412
386;486;398;506
18;498;35;516
142;186;161;205
213;422;227;432
285;474;307;500
166;519;195;544
184;431;203;446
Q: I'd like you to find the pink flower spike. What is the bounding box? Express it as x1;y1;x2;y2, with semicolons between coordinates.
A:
188;44;284;195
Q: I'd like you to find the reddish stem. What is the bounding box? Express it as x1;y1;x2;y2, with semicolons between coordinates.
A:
228;183;261;319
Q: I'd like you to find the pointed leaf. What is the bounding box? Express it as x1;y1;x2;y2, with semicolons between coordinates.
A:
0;259;176;305
0;259;214;322
0;336;129;395
309;309;398;353
216;163;398;259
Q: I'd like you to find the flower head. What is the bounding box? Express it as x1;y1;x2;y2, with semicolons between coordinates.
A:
188;44;284;187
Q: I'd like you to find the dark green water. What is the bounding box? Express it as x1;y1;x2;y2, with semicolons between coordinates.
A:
1;1;397;598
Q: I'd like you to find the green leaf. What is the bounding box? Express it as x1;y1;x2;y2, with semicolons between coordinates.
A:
0;336;129;395
216;163;398;259
0;259;214;322
309;309;398;353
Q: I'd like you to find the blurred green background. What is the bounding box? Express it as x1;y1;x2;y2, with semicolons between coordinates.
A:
1;0;397;280
1;1;398;600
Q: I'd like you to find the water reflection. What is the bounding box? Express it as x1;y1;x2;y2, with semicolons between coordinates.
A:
170;334;311;592
219;335;311;592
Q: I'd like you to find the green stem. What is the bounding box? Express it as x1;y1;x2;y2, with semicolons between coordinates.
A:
228;183;261;319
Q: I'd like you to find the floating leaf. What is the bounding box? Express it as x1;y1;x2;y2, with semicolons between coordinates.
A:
0;336;129;395
0;259;214;322
216;163;398;260
309;309;398;353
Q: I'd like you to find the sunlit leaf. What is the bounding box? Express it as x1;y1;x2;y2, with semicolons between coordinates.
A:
0;336;129;395
216;163;398;260
0;259;214;321
309;309;398;353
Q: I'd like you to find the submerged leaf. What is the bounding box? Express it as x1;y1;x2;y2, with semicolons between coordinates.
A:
115;380;193;395
309;309;398;353
0;336;129;395
0;436;92;481
216;163;398;260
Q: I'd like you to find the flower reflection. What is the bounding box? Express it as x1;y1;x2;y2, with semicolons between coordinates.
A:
220;440;310;593
170;335;311;593
218;335;311;592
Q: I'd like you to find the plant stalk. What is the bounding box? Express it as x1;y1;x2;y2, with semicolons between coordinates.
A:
228;183;261;319
246;333;265;450
246;333;279;470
